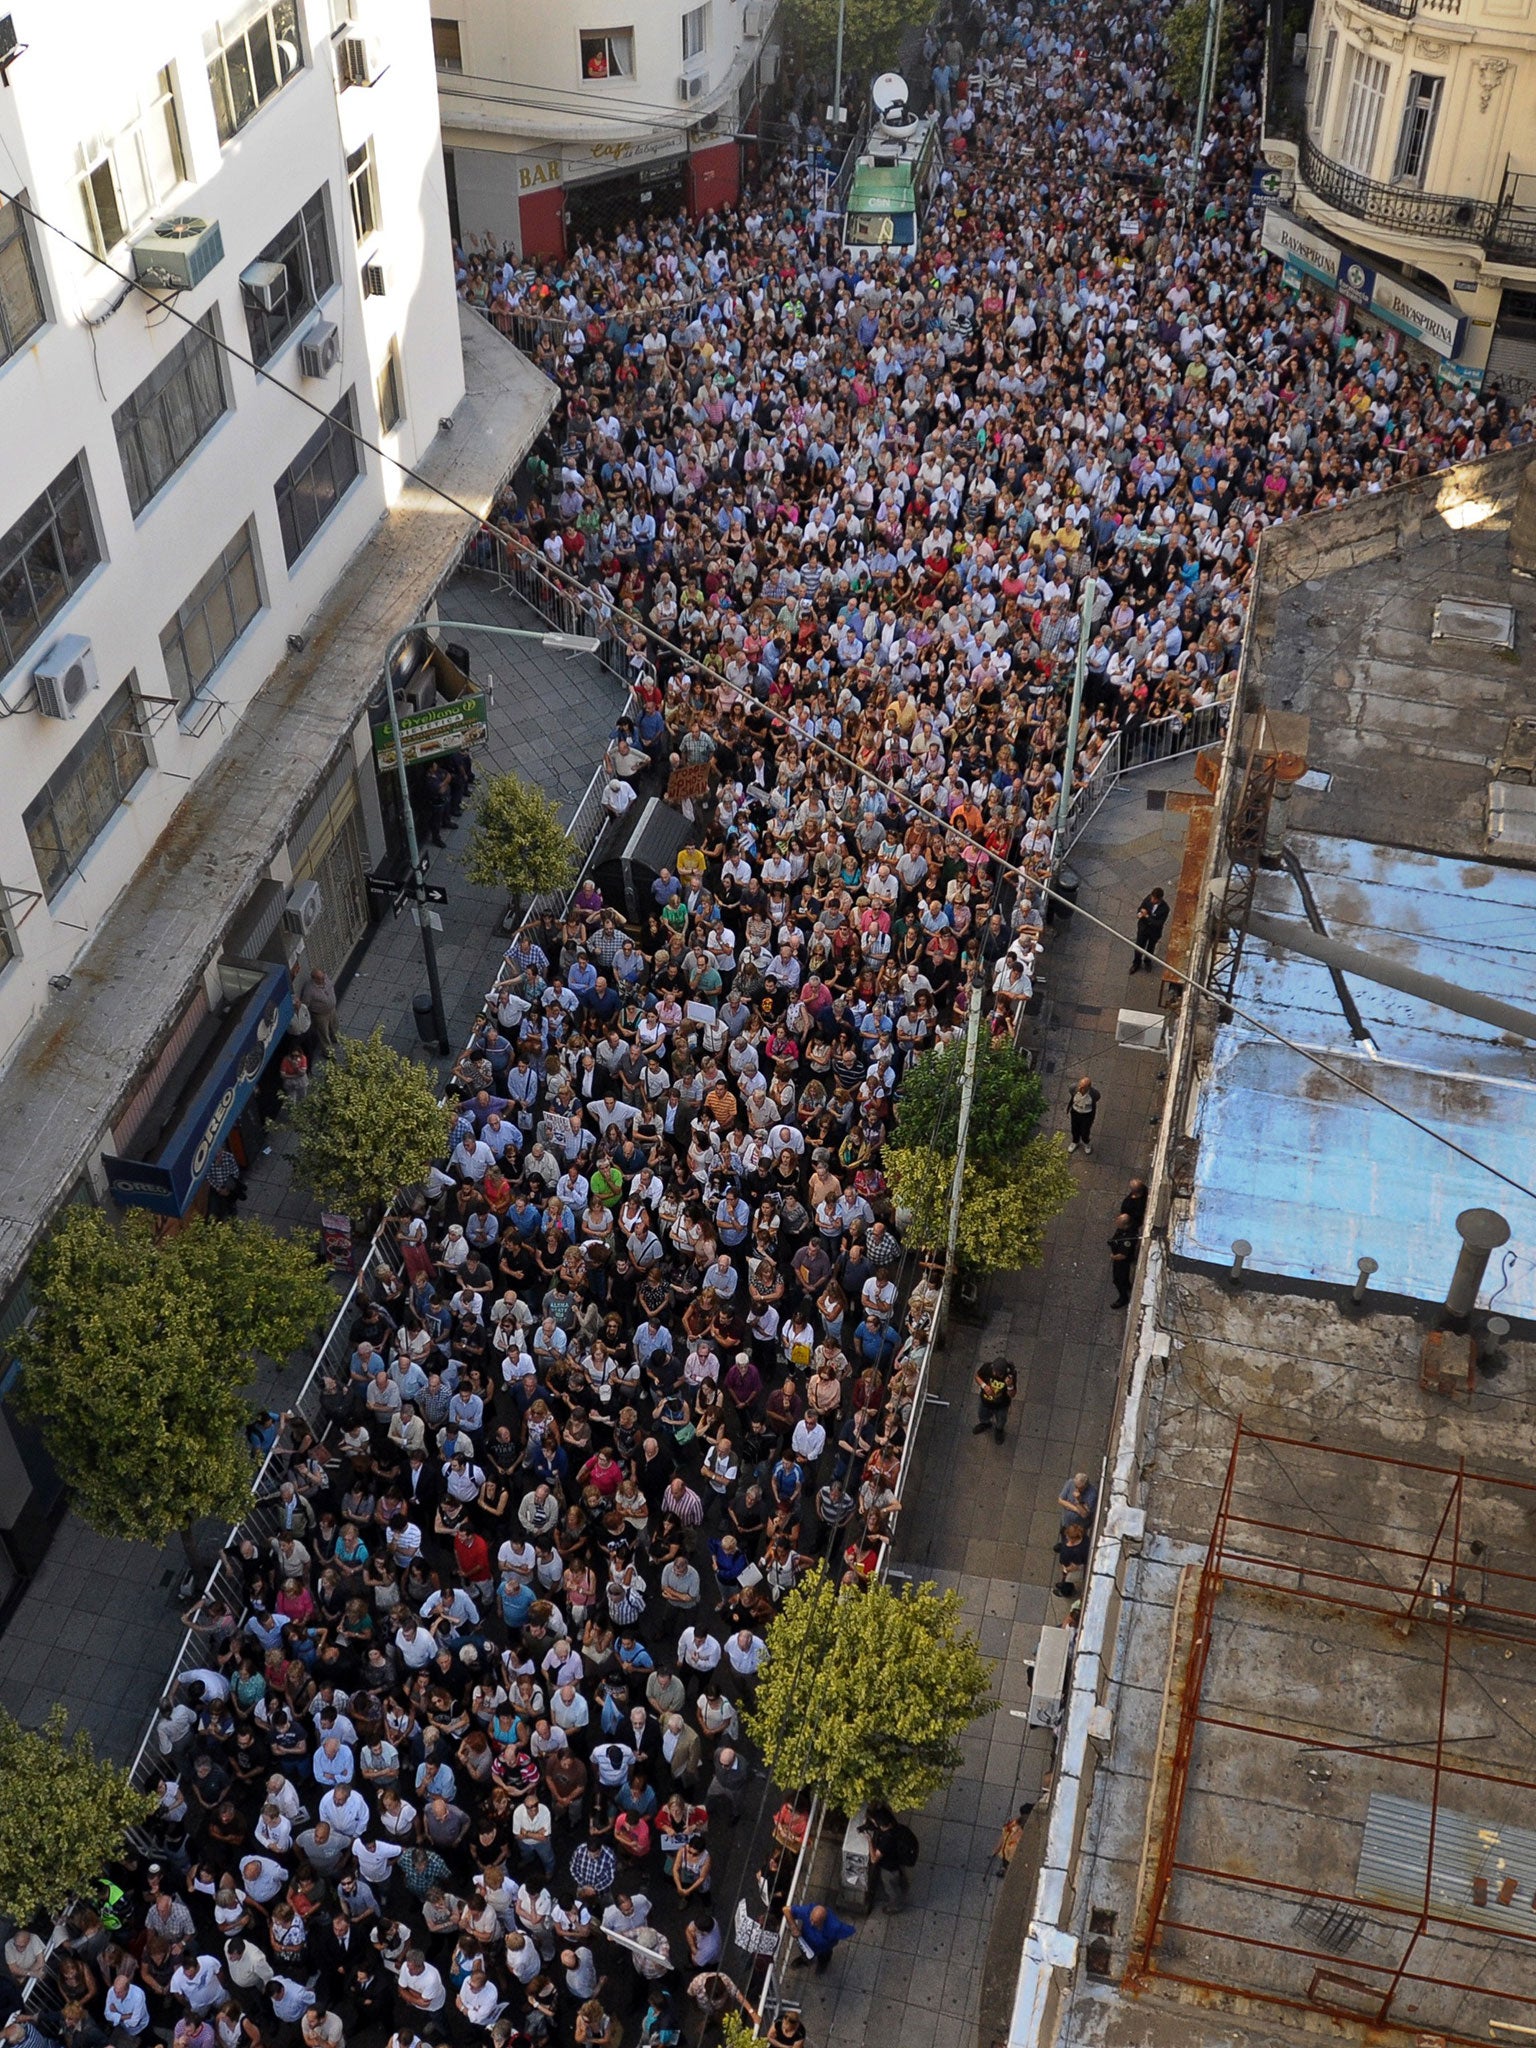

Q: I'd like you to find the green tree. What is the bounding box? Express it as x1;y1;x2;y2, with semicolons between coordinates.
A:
1163;0;1233;105
0;1706;155;1923
886;1134;1077;1274
168;1212;338;1365
463;771;579;928
747;1571;994;1814
291;1027;453;1218
16;1207;334;1551
784;0;938;85
893;1037;1047;1166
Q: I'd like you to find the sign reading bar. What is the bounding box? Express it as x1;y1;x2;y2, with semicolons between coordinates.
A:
372;693;488;772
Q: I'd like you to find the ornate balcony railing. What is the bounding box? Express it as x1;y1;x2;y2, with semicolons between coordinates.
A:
1299;137;1536;265
1352;0;1418;17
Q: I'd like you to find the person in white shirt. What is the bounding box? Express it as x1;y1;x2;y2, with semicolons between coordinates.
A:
169;1955;225;2015
677;1626;722;1681
240;1856;288;1905
396;1952;446;2014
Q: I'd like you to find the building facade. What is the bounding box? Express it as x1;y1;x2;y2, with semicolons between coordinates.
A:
0;0;555;1608
433;0;782;259
1261;0;1536;386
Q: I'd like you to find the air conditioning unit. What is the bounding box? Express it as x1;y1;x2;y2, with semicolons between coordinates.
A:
678;72;706;101
241;259;288;312
760;41;780;84
361;259;387;298
131;216;225;291
338;34;387;85
744;0;770;34
298;319;340;379
284;879;324;936
33;635;100;720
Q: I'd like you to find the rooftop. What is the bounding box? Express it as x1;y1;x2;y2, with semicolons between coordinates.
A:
0;306;554;1302
1020;451;1536;2048
1172;831;1536;1315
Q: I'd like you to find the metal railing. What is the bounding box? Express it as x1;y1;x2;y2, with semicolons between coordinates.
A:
1054;702;1229;861
1299;137;1536;264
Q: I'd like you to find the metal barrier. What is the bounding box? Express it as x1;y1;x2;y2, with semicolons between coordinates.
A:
1056;700;1230;861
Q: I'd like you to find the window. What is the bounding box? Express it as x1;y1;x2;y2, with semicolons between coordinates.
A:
377;340;403;432
682;4;708;63
24;683;151;903
0;460;101;675
206;0;304;144
160;522;262;706
0;194;46;368
431;17;462;70
580;29;634;79
274;390;360;567
1392;71;1443;187
1309;27;1338;128
77;70;186;256
243;188;334;366
347;138;379;244
114;312;228;517
1336;46;1389;175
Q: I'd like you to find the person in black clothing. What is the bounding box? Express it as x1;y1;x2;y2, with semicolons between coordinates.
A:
1108;1213;1139;1309
1118;1178;1149;1234
1129;887;1170;973
972;1357;1017;1443
861;1803;919;1915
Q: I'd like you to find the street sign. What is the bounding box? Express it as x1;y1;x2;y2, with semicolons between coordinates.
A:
372;692;489;772
421;884;448;904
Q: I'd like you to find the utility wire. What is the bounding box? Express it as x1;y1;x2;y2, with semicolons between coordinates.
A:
10;183;1532;1210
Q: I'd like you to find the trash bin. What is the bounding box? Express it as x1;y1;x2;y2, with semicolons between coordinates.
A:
1047;867;1081;926
412;992;439;1048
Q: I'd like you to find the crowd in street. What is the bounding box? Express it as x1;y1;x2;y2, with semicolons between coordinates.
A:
11;6;1536;2048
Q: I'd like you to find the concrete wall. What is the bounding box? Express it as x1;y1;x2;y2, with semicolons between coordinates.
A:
0;0;463;1063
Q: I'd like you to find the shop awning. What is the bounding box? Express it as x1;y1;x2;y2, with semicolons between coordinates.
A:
101;962;292;1216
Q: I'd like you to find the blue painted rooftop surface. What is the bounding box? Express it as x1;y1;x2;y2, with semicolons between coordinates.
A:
1172;833;1536;1314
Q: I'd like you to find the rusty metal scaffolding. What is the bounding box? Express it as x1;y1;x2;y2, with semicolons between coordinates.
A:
1127;1420;1536;2045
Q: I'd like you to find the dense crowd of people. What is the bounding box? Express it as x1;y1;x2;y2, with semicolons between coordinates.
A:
12;7;1536;2048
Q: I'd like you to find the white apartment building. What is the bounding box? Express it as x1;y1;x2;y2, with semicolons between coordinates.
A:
1261;0;1536;386
433;0;782;258
0;0;553;1501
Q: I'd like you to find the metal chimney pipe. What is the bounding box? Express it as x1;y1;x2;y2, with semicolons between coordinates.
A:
1352;1256;1378;1306
1442;1208;1511;1329
1229;1239;1252;1285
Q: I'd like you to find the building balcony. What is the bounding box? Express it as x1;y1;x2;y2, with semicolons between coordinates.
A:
1299;137;1536;266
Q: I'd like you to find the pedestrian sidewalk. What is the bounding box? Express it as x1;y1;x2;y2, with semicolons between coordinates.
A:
0;579;625;1762
779;758;1199;2048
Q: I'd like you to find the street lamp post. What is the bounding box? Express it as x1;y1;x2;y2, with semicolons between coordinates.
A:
379;620;599;1058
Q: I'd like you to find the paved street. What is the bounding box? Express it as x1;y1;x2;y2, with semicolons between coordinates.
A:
780;760;1197;2048
0;575;623;1764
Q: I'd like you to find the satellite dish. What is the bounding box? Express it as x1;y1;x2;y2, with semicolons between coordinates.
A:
872;72;909;116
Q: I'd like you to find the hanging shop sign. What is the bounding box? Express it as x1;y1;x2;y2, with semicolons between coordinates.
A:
372;693;488;772
1262;207;1466;361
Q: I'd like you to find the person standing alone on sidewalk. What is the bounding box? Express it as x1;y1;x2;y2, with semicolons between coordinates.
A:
1108;1211;1139;1308
1068;1076;1100;1156
973;1356;1017;1442
1128;887;1170;974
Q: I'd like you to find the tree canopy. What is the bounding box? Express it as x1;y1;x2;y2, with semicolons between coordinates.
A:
784;0;939;85
0;1707;155;1923
17;1206;334;1547
462;771;579;917
1162;0;1233;105
291;1028;453;1217
886;1134;1076;1275
747;1570;994;1813
893;1037;1047;1165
